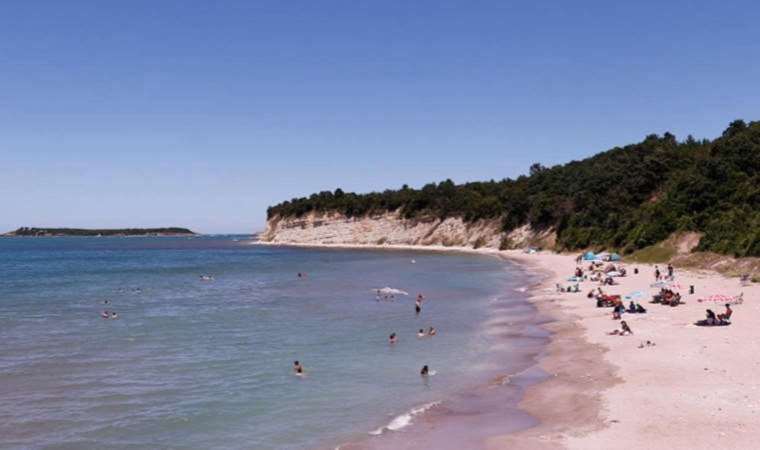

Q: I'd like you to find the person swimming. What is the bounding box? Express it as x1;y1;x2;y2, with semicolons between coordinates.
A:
420;365;429;376
417;329;425;338
415;302;421;315
427;327;437;336
293;360;304;375
101;310;109;319
389;332;397;344
110;312;118;320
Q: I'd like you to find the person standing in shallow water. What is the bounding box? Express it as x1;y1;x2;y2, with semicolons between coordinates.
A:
293;360;304;375
415;293;423;315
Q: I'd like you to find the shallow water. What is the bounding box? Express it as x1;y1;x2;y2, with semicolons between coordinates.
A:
0;236;545;450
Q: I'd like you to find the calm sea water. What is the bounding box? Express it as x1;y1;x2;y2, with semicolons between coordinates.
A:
0;236;542;450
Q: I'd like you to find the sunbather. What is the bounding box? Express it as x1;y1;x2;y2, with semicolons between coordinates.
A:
717;304;733;322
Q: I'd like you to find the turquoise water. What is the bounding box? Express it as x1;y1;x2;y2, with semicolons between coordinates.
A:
0;236;540;450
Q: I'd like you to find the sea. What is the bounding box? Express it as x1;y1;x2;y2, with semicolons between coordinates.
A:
0;236;550;450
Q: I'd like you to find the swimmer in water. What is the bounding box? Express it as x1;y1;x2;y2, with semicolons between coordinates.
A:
420;365;429;376
428;327;437;336
389;332;397;344
110;312;118;320
415;300;422;315
293;360;304;375
101;310;109;319
417;329;425;338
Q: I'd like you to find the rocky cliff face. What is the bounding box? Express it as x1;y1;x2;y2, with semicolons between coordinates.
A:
260;211;555;250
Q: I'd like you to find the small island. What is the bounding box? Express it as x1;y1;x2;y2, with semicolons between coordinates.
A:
3;227;196;237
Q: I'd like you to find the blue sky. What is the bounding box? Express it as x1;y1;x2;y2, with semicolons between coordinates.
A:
2;1;759;233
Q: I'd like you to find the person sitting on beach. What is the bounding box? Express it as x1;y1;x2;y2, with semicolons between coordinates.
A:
608;321;633;336
705;309;717;325
627;301;637;313
389;332;397;344
428;327;437;336
417;329;426;338
717;304;733;322
420;365;430;376
575;267;583;278
636;303;647;313
293;360;304;375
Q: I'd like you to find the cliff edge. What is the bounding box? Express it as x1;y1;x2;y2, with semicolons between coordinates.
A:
260;211;555;250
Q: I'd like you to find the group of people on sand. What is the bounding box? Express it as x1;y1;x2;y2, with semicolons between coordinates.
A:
697;304;733;326
652;288;682;306
653;264;675;282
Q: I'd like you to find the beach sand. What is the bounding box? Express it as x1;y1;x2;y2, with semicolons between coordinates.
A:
255;242;760;449
498;251;760;450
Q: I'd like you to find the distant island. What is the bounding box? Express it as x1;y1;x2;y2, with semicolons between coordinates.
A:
4;227;196;237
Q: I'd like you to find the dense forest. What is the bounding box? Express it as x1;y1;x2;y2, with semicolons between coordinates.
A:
268;120;760;257
6;227;195;237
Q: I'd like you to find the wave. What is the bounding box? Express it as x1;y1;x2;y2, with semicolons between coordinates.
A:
368;401;441;436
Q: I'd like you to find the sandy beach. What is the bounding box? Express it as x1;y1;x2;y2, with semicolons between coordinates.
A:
498;251;760;450
256;241;760;450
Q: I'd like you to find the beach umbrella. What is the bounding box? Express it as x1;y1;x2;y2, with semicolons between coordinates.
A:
698;293;743;304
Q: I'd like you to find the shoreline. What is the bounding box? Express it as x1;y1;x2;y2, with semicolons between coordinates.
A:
256;240;760;449
255;241;610;449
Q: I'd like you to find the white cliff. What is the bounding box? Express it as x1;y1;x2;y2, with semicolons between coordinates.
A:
259;211;555;250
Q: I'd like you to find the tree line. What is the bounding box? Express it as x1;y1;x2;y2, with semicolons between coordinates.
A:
268;120;760;257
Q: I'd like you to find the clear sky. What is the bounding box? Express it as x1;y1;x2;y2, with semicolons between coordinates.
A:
2;1;759;233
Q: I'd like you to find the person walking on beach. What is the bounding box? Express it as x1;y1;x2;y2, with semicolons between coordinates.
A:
667;264;674;278
654;266;661;281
